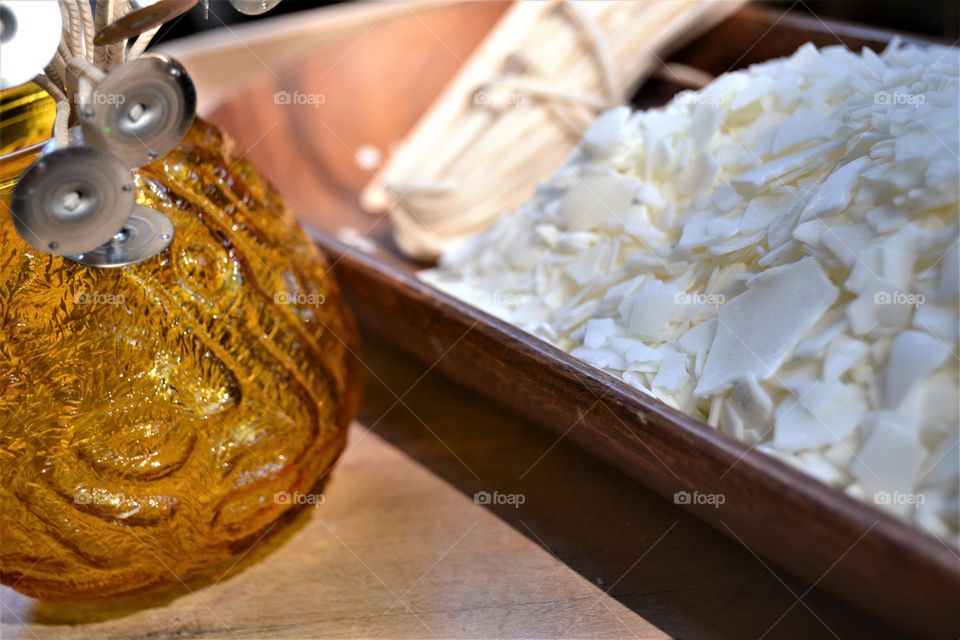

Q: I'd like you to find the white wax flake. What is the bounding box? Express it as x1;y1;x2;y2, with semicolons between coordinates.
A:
921;430;960;488
798;453;848;486
609;337;661;364
696;258;839;396
880;224;923;290
570;347;625;370
845;282;914;336
678;211;739;249
730;74;773;111
740;196;782;233
712;182;741;212
582;106;630;157
865;205;907;233
424;42;960;538
913;303;959;344
583;318;616;349
732;139;842;192
678;151;720;195
937;240;959;302
823;336;869;378
883;330;950;407
621;279;677;341
771;109;844;155
820;223;875;267
774;381;866;451
560;172;636;231
730;375;774;425
795;316;847;358
851;415;927;503
793;218;827;246
800;156;870;221
652;350;689;392
677;319;717;354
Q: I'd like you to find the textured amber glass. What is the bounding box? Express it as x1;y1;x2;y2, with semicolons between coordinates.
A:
0;91;360;600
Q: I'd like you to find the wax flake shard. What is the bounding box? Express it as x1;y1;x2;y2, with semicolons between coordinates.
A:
570;347;625;370
798;454;848;486
677;211;739;249
774;381;866;451
913;303;959;344
731;139;843;192
938;240;959;301
712;182;741;212
823;336;869;379
920;429;960;488
845;281;914;336
880;225;923;290
560;173;636;231
795;317;847;358
771;109;845;155
739;196;781;233
582;107;630;157
883;330;950;407
621;279;677;341
820;223;875;267
678;151;720;196
800;156;870;221
608;337;661;364
851;415;927;505
583;318;616;349
730;375;773;425
696;258;839;397
652;350;689;392
677;318;717;355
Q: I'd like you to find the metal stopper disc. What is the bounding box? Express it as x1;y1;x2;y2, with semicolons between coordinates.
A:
80;53;196;168
0;0;63;90
94;0;198;46
68;205;174;268
229;0;282;16
10;146;135;256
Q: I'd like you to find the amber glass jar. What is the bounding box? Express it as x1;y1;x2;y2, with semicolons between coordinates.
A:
0;86;360;600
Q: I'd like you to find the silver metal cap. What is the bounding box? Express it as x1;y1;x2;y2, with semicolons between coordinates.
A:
79;53;196;168
67;205;174;268
11;146;135;256
229;0;282;16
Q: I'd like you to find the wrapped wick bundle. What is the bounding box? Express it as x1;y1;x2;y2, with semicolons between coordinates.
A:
361;0;747;260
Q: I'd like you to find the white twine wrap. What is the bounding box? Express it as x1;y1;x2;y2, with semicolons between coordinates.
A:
362;0;748;260
36;0;162;148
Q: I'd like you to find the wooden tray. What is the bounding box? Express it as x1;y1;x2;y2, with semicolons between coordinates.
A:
209;3;959;637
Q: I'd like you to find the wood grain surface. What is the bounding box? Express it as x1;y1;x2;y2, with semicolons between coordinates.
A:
205;3;960;637
0;335;903;639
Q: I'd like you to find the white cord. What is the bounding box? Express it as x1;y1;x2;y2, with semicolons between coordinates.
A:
32;1;107;149
66;57;106;83
35;0;138;147
128;26;160;60
75;0;95;64
106;0;126;69
33;74;71;149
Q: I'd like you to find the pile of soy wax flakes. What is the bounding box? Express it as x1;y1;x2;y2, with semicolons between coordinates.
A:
422;41;960;543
